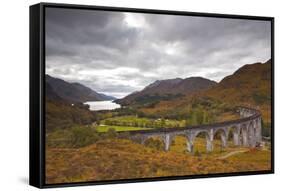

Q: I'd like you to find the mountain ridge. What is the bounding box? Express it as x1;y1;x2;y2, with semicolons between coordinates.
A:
46;74;116;103
116;76;217;106
138;59;272;123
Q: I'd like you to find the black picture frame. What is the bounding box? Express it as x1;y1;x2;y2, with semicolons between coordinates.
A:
30;2;275;189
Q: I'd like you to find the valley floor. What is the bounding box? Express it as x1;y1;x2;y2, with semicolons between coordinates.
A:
46;137;271;184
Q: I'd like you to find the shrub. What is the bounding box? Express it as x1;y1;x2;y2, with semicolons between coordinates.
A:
105;128;117;139
69;126;99;148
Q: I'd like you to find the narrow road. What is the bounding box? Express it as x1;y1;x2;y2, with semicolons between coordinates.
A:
218;149;248;159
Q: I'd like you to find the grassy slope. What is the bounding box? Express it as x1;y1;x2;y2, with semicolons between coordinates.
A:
46;138;271;184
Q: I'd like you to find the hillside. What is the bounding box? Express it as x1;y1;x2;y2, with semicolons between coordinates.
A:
138;59;272;125
207;59;271;106
46;138;271;184
45;75;108;131
205;59;272;123
46;74;115;103
46;100;97;131
116;77;217;106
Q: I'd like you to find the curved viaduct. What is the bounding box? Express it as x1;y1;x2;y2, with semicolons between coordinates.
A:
124;107;262;153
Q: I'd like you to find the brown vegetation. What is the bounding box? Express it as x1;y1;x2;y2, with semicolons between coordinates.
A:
46;138;271;184
46;100;97;132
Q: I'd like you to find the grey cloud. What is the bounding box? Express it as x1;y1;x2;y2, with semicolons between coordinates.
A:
46;7;271;98
46;8;139;59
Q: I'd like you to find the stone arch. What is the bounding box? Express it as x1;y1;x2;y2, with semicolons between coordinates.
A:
142;135;165;151
228;125;240;146
169;133;189;153
192;130;213;153
213;128;228;150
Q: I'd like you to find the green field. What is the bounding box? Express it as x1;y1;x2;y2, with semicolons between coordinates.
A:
101;115;186;128
96;125;151;132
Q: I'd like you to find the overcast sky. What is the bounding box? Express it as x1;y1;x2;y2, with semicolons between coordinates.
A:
45;7;271;98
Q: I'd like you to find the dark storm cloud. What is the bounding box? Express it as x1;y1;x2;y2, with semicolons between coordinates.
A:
46;7;271;98
46;8;139;58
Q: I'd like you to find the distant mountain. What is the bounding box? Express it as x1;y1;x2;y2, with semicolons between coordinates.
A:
116;77;217;106
46;75;116;103
138;59;272;123
144;78;182;91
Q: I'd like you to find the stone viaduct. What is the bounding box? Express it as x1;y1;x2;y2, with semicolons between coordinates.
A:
123;107;262;153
